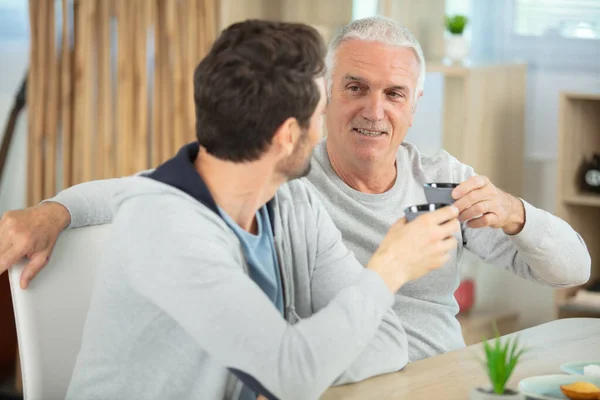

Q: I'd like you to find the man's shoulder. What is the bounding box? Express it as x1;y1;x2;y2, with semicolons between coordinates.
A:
398;141;454;164
278;179;320;206
112;177;226;235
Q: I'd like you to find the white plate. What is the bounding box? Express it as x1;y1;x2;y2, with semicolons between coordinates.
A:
560;360;600;376
518;374;600;399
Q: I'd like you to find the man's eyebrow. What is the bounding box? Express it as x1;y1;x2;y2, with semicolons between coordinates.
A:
343;74;368;83
389;85;409;92
343;75;410;93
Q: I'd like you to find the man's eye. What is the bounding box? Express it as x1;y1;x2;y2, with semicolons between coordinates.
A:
388;92;403;98
349;85;361;92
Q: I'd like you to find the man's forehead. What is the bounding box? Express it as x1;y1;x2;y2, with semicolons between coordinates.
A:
336;39;419;71
334;40;419;85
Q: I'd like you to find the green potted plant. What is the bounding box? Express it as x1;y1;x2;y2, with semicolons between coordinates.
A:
470;324;526;399
445;14;469;62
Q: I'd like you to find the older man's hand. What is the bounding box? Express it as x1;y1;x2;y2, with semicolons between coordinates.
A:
0;202;70;288
452;175;525;235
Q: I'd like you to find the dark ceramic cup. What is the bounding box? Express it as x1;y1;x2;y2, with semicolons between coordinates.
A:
404;203;450;222
423;183;460;205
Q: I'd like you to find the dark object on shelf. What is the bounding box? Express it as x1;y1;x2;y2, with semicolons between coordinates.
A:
587;279;600;293
578;153;600;194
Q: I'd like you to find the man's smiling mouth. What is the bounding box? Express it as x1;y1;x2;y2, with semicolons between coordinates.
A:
353;128;386;137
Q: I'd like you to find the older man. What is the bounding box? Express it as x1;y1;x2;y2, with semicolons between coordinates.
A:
0;16;590;364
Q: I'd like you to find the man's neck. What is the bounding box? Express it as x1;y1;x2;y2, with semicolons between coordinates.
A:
195;147;282;233
326;142;397;194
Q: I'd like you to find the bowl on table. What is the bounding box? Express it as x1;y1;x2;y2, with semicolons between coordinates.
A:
561;361;600;377
518;374;600;399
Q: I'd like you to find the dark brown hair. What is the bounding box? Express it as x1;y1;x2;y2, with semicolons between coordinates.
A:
193;19;326;162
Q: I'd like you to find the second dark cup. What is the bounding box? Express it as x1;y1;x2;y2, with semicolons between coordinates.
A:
423;183;459;205
404;203;449;222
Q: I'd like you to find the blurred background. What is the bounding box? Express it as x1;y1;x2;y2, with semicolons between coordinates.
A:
0;0;599;398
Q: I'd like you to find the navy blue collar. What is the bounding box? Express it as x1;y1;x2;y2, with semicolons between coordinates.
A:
148;142;276;221
148;142;220;215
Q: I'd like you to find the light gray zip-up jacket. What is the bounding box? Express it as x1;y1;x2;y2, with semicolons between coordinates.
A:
63;143;408;400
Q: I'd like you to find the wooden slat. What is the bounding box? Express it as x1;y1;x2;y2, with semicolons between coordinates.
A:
72;0;86;185
133;0;150;172
117;1;134;176
173;1;184;151
204;0;217;50
61;0;73;190
197;0;206;58
151;0;163;166
96;0;113;179
44;0;59;199
83;1;95;182
185;0;197;143
27;0;38;206
32;0;49;204
161;0;176;161
143;0;152;169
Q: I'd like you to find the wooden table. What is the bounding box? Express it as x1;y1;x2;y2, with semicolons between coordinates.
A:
322;318;600;400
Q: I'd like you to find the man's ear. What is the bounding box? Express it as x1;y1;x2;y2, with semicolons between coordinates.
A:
272;117;300;156
412;90;423;115
409;91;423;127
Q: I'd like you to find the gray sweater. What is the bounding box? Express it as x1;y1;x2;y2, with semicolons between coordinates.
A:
62;144;408;400
305;139;590;361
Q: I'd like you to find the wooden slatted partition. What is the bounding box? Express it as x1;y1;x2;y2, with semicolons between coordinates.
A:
26;0;219;205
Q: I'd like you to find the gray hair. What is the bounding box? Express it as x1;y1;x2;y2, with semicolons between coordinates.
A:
325;16;426;103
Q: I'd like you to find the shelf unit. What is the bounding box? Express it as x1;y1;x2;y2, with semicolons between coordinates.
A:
555;91;600;318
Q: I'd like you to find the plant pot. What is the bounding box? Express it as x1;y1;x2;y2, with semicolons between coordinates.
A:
445;34;469;62
470;387;522;400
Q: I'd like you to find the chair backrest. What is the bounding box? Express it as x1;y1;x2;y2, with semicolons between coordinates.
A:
8;224;112;400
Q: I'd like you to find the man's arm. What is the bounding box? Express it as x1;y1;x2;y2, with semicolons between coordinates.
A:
306;188;409;383
462;197;591;287
123;196;397;400
450;167;590;287
48;170;154;228
0;172;151;287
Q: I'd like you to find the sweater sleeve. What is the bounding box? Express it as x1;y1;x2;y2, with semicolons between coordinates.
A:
306;186;409;384
44;170;154;228
446;154;591;287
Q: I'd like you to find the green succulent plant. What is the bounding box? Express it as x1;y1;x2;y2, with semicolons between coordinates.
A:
446;14;469;35
480;322;527;394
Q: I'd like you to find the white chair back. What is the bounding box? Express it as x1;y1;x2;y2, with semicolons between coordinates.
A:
8;224;112;400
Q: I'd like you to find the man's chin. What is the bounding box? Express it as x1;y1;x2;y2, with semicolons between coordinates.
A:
286;162;312;181
351;146;386;163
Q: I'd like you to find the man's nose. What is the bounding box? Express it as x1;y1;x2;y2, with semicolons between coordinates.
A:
361;93;385;121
